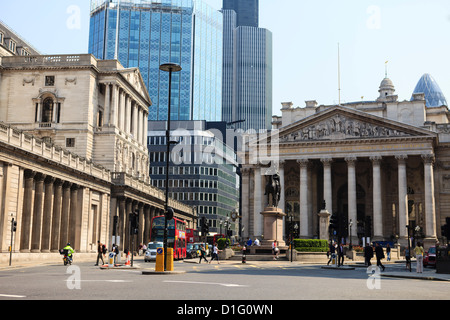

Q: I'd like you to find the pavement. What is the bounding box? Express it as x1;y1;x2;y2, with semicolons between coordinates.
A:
1;256;449;282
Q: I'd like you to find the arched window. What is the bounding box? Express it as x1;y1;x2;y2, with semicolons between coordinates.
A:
42;97;54;123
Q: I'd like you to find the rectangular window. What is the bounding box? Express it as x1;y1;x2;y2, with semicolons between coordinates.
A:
0;33;4;45
66;138;76;148
45;76;55;87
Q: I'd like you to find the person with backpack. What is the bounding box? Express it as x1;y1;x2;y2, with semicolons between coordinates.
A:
95;240;105;266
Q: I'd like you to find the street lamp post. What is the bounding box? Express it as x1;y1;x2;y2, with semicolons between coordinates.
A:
160;63;182;271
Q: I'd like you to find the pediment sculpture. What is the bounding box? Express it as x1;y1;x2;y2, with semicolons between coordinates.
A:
282;114;413;142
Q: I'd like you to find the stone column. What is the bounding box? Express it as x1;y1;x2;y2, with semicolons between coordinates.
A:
60;182;72;249
298;159;309;238
125;96;131;134
41;176;55;252
278;161;285;213
20;170;35;252
396;155;408;239
422;154;436;239
31;173;46;252
241;168;250;239
321;158;333;214
51;179;63;252
346;157;357;242
143;205;152;244
104;83;111;126
371;156;383;240
253;168;263;237
68;184;79;248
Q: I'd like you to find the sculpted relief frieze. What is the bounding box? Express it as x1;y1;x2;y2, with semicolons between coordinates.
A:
281;114;412;142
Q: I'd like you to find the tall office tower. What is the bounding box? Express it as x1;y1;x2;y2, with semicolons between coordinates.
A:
89;0;223;122
223;0;259;27
221;1;272;131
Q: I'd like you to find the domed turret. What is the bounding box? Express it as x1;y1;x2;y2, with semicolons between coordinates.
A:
377;77;396;101
411;73;447;108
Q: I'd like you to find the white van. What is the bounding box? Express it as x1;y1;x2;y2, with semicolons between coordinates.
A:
144;242;163;262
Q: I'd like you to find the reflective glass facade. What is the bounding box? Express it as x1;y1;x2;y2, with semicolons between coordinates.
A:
222;4;272;131
223;0;259;27
411;73;448;108
89;0;223;122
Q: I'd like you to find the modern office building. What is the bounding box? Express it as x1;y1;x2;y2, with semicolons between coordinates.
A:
221;0;272;132
147;120;239;235
411;73;448;108
223;0;259;27
89;0;223;122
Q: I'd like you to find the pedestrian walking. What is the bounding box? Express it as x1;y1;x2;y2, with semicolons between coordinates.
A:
375;242;385;271
386;244;391;261
209;243;220;264
404;247;411;270
327;241;336;265
272;240;279;260
364;243;373;267
337;243;345;267
198;245;208;264
414;242;424;273
95;240;104;266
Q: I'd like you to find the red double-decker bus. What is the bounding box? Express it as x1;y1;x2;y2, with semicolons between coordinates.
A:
151;216;186;260
186;228;200;243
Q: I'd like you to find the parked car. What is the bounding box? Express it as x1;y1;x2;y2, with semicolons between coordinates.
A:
186;243;197;259
423;246;436;267
144;242;163;262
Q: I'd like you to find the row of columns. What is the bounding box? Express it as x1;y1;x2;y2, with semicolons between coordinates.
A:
20;170;88;253
246;154;437;242
290;154;436;241
103;82;149;146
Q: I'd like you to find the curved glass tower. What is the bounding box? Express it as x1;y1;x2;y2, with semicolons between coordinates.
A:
411;73;447;108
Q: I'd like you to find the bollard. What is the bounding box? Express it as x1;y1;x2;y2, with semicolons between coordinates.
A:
166;248;174;271
155;247;164;272
108;252;116;268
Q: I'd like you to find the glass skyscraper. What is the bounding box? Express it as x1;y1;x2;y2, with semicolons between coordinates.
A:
221;0;272;131
223;0;259;27
89;0;223;122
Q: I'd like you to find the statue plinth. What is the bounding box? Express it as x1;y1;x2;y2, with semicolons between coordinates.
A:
318;209;330;241
260;207;286;247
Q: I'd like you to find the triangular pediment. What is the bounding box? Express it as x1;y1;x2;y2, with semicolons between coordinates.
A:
119;68;152;105
278;105;436;143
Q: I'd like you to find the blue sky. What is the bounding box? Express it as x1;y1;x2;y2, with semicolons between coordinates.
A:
2;0;450;116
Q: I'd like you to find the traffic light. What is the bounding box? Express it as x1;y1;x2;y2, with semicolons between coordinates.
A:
329;214;338;231
12;219;17;232
165;207;174;221
200;217;209;235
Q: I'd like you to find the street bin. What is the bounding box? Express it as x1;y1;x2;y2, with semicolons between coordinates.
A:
436;247;450;274
155;247;164;272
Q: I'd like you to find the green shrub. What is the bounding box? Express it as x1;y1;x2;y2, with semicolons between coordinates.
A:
216;238;230;250
293;239;329;252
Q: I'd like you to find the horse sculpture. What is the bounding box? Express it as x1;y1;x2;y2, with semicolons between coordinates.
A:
265;173;281;208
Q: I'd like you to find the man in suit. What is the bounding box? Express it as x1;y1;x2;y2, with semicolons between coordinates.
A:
364;243;373;266
375;242;385;271
337;243;345;267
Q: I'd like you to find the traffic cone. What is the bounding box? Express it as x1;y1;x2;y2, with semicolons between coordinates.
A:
125;252;131;266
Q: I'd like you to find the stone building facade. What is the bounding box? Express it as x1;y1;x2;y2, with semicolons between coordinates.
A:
0;54;195;264
242;77;450;249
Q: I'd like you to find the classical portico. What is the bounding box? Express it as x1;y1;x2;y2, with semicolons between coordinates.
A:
242;105;439;247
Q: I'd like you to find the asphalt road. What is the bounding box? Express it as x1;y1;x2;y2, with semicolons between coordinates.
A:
0;257;448;303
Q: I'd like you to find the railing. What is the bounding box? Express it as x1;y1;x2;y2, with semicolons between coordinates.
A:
0;122;111;182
